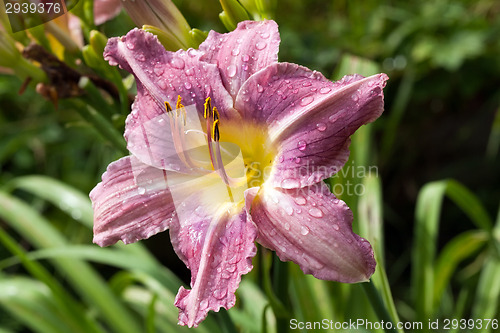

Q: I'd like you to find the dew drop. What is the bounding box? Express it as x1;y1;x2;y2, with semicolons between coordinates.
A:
153;63;164;76
187;48;198;57
126;41;135;50
158;80;167;90
137;187;146;195
351;90;360;102
200;299;209;310
184;82;192;90
285;206;294;216
294;196;307;206
297;140;307;151
135;53;145;62
255;41;267;50
302;82;312;87
260;32;270;39
300;96;314;106
269;228;277;236
320;87;332;94
227;64;237;78
231;48;240;56
295;157;301;164
281;178;300;188
316;123;327;131
257;84;264;93
308;207;323;218
284;223;291;230
242;54;250;62
333;224;340;231
170;58;185;69
328;114;337;123
279;155;284;163
300;226;310;235
185;68;194;76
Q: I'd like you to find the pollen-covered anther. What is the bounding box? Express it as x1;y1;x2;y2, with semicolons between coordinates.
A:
204;97;212;119
164;101;172;113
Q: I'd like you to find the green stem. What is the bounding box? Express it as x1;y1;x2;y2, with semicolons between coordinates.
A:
362;280;401;333
273;256;290;333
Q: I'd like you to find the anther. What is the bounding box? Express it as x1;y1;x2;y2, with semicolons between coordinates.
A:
164;101;172;113
213;118;220;141
176;95;183;109
204;97;211;119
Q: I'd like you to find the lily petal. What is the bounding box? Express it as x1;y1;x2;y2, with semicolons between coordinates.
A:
104;28;235;169
171;204;257;327
245;183;375;282
199;20;280;100
94;0;122;25
90;156;175;247
236;63;387;188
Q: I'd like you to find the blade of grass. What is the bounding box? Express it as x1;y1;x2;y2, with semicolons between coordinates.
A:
412;181;447;321
0;277;83;333
358;173;402;332
0;191;142;333
472;203;500;327
0;229;102;333
433;230;488;310
412;179;494;321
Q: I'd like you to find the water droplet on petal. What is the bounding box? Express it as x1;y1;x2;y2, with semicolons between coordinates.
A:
213;289;227;300
170;58;185;69
257;84;264;93
183;82;192;90
137;187;146;195
231;48;240;56
281;178;300;188
300;96;314;106
284;223;291;230
279;155;284;163
302;82;312;87
185;68;194;76
333;224;340;231
187;48;198;57
158;80;167;90
308;207;323;218
300;226;310;235
126;41;135;50
255;41;267;50
242;54;250;62
316;123;327;131
294;196;307;206
320;87;332;94
295;157;301;164
153;63;164;76
297;140;307;151
135;53;145;62
260;32;270;39
328;114;337;123
227;64;237;78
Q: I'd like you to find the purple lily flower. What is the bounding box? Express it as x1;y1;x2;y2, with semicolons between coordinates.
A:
90;20;388;327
